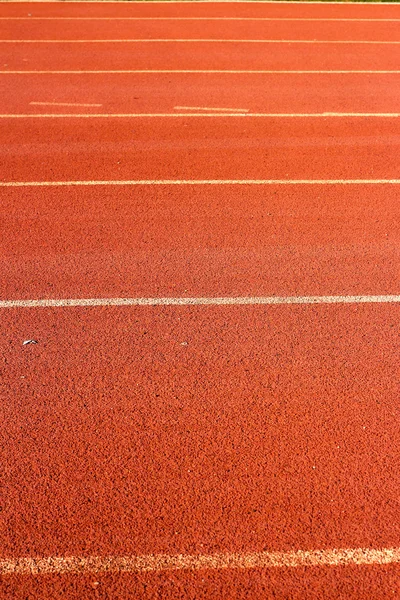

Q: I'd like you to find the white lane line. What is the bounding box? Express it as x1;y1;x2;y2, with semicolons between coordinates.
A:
3;39;400;44
2;180;400;187
2;17;400;21
1;296;400;309
2;70;400;74
1;0;398;3
30;101;102;107
2;112;400;118
1;547;400;574
174;106;249;112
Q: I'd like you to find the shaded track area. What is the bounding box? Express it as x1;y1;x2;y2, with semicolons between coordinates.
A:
1;2;400;599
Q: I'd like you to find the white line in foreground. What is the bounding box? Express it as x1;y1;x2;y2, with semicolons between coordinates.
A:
1;296;400;309
2;180;400;187
2;113;400;119
1;547;400;574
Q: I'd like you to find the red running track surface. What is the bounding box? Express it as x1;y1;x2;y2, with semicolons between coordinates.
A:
2;73;400;115
1;2;400;599
3;1;400;17
3;42;400;70
2;118;400;180
1;185;399;299
1;305;400;598
2;19;400;40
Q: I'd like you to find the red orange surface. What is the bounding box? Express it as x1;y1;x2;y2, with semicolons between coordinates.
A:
1;2;400;599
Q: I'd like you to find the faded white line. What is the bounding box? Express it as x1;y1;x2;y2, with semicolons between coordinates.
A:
1;0;399;3
2;112;400;118
1;296;400;309
2;70;400;74
174;106;249;112
1;547;400;574
2;17;400;21
2;180;400;187
30;101;102;107
3;38;400;44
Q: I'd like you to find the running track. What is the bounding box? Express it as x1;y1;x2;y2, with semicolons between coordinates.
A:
1;2;400;598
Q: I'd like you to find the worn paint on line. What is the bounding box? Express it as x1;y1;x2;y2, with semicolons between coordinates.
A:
1;548;400;575
1;296;400;309
29;101;102;107
174;106;249;112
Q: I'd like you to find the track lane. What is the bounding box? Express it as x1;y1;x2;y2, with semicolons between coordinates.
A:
2;19;400;41
1;305;400;597
1;118;400;182
2;566;400;600
3;42;400;71
1;185;399;299
3;73;400;116
2;2;400;19
1;74;400;114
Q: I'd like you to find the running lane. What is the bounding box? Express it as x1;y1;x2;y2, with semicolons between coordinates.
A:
3;73;400;115
1;304;400;598
2;19;400;40
1;185;399;299
2;1;400;18
3;42;400;71
1;118;400;181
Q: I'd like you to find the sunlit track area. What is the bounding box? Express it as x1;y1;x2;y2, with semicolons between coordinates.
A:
1;1;400;599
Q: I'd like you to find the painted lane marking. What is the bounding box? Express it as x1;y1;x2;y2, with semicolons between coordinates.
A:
174;106;249;112
1;296;400;309
1;0;399;3
2;112;400;118
30;101;102;107
2;17;400;21
3;38;400;44
2;70;400;74
1;547;400;574
2;180;400;187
